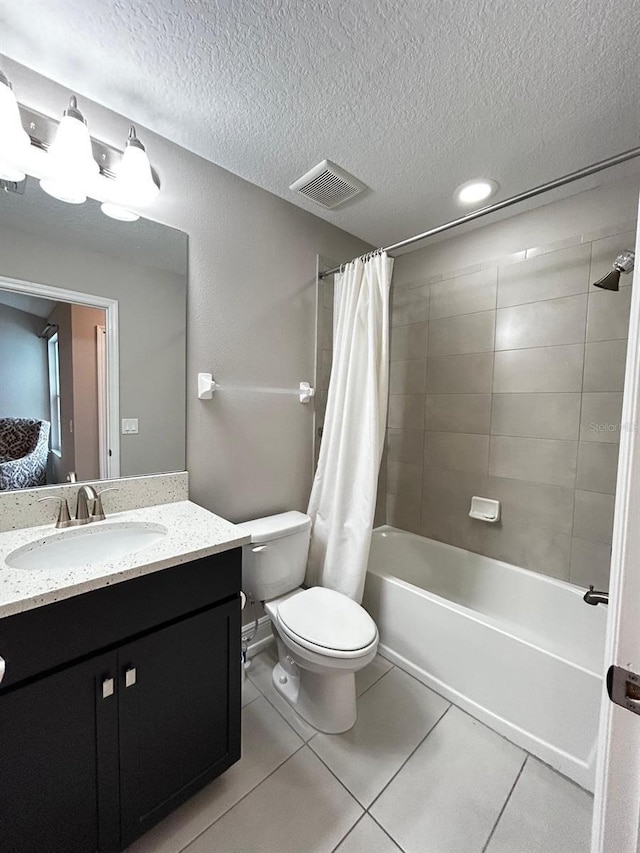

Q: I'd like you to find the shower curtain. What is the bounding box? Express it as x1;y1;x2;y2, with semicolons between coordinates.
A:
306;252;393;603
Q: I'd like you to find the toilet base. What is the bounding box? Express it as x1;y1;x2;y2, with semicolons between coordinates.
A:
271;659;357;734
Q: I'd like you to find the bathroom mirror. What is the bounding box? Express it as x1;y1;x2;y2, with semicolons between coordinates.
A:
0;178;187;491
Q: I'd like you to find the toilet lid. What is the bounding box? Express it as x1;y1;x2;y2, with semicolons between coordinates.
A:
277;587;377;652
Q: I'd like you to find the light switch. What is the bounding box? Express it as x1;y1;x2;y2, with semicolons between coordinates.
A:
121;418;139;435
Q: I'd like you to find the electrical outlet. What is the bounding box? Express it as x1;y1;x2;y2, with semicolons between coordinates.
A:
121;418;139;435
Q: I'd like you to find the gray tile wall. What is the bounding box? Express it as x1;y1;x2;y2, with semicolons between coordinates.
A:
385;226;636;590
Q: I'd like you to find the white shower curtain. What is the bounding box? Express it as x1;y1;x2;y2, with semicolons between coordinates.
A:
306;252;393;603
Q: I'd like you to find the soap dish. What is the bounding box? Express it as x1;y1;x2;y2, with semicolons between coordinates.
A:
469;496;501;523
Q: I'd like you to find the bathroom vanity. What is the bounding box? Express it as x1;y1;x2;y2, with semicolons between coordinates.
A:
0;498;250;853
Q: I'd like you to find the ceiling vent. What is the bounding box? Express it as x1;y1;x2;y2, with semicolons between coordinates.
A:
289;159;366;210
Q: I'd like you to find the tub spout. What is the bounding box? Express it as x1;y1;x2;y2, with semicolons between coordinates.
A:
583;585;609;606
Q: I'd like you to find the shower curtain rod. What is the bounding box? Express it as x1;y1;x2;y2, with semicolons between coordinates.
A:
318;146;640;279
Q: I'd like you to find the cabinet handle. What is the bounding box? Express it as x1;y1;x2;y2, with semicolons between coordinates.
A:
0;655;5;685
102;676;115;699
125;667;137;688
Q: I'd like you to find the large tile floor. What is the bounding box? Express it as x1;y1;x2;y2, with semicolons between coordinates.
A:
128;646;593;853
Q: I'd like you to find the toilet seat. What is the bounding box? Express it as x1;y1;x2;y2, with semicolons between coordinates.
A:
276;587;378;660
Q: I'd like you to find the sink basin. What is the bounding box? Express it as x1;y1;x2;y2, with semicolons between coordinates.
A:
6;522;168;570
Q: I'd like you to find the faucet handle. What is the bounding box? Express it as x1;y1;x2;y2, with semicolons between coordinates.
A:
91;487;119;521
37;497;72;529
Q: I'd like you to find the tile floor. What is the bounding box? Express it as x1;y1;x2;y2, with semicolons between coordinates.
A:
128;646;593;853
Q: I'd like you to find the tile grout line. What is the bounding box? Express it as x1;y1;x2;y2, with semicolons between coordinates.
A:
422;429;581;442
366;703;453;813
328;813;369;853
368;811;408;852
177;742;308;853
241;691;262;710
421;457;606;484
416;336;628;368
240;675;264;711
244;656;402;845
480;753;529;853
306;667;448;815
303;741;372;816
395;289;592;328
306;669;406;804
355;662;396;700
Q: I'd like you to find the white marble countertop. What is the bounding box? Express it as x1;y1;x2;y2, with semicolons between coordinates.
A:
0;500;250;619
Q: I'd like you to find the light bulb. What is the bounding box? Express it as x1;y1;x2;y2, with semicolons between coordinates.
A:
101;202;140;222
106;127;159;209
0;70;32;181
40;96;99;204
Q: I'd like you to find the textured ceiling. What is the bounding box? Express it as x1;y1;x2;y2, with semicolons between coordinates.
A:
1;0;639;246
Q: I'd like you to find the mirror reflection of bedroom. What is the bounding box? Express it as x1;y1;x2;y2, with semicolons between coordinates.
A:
0;289;107;489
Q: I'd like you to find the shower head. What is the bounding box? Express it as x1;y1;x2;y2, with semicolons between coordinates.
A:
593;250;635;291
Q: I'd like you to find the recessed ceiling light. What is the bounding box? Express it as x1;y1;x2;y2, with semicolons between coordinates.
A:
455;178;498;206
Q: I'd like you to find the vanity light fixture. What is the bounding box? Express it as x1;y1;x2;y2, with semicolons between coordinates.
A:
455;178;498;206
0;70;32;181
0;69;161;220
40;96;100;204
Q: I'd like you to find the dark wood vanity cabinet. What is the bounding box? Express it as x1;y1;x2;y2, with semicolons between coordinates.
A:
0;549;242;853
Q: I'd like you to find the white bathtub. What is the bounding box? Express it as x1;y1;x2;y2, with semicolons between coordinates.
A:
362;526;607;791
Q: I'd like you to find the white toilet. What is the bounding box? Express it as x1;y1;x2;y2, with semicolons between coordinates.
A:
240;511;378;733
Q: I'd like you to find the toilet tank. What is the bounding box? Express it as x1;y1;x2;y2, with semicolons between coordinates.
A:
239;511;311;602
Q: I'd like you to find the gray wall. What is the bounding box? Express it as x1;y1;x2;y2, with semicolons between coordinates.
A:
385;176;638;591
0;303;50;422
1;57;371;521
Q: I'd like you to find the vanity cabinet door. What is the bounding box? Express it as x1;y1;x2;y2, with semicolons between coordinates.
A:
0;651;120;853
118;599;241;848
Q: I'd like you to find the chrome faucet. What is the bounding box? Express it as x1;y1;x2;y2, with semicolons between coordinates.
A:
583;585;609;606
39;485;119;528
75;485;98;525
76;485;119;523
